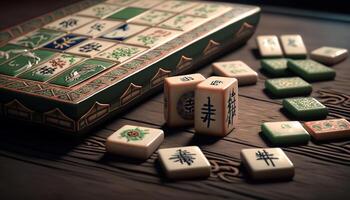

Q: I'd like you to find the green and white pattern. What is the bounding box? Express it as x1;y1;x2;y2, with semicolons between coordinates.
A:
77;3;121;18
97;44;146;63
10;29;64;49
119;127;149;142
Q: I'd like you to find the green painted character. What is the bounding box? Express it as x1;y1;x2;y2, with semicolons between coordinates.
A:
119;127;149;142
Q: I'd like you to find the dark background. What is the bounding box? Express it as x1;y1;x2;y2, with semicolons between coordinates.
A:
0;0;349;30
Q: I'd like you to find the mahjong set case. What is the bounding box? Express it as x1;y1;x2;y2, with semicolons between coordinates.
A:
0;0;260;133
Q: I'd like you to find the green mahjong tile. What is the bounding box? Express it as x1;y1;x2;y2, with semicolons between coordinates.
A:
283;97;328;120
265;77;312;97
11;29;64;49
261;58;290;77
0;49;56;76
107;7;146;20
287;59;336;82
261;121;310;145
0;44;28;65
50;59;115;87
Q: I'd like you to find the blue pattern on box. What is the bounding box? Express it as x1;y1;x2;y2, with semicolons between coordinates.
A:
44;34;88;51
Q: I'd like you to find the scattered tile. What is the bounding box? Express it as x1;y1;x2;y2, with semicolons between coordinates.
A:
310;46;348;65
287;59;336;82
256;35;283;58
304;118;350;141
283;97;328;120
280;34;307;58
265;77;312;97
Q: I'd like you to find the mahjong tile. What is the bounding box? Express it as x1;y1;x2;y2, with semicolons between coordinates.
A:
241;148;294;180
77;3;121;19
0;44;28;65
43;34;88;51
10;29;64;49
19;54;84;82
154;1;197;12
185;3;232;18
126;27;181;47
129;0;163;8
107;7;146;21
304;118;350;141
44;16;95;32
261;58;290;77
287;59;336;82
212;61;258;86
49;59;115;87
99;23;148;41
160;14;207;31
96;44;147;63
265;77;312;97
280;34;307;58
158;146;211;179
106;0;137;5
106;125;164;159
310;46;348;65
256;35;283;58
261;121;310;145
0;50;56;76
129;10;175;26
73;20;122;38
283;97;328;120
66;39;115;57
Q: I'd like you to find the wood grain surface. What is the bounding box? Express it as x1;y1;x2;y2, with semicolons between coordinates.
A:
1;4;350;200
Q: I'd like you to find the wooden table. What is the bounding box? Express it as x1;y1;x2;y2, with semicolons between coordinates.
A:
1;3;350;200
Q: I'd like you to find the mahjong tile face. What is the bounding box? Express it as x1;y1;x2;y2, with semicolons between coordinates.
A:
44;16;95;32
185;3;232;18
158;146;211;179
130;10;174;26
0;50;56;76
304;118;350;141
240;148;294;180
283;97;328;120
107;7;146;21
106;125;164;159
99;23;148;41
0;44;28;64
77;3;121;18
73;20;122;38
256;35;283;57
287;59;336;81
310;46;348;65
43;34;88;51
49;59;115;87
265;77;312;97
96;44;147;63
261;121;310;145
19;54;84;82
66;39;115;57
10;29;64;49
129;0;163;8
160;14;206;31
261;58;289;77
126;28;181;47
154;1;197;12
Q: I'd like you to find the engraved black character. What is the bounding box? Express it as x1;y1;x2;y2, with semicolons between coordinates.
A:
59;19;78;28
79;42;102;53
180;76;194;81
201;97;216;128
226;90;236;126
210;80;223;85
256;150;278;167
169;149;196;166
38;66;56;75
88;23;105;34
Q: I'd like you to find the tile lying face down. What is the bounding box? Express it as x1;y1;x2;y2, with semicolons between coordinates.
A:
240;148;295;180
212;61;258;86
280;34;307;58
106;125;164;160
164;73;206;127
261;121;310;145
195;76;238;137
158;146;211;179
310;46;348;65
256;35;283;58
265;77;312;97
304;118;350;141
282;97;328;120
287;59;336;82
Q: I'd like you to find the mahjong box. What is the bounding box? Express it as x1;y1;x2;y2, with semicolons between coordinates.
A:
0;0;260;133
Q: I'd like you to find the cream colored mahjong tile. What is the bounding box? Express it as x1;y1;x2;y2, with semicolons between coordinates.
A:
77;3;121;19
66;39;115;57
185;3;232;18
310;46;348;65
73;20;122;38
129;0;163;8
44;16;95;32
129;10;175;26
241;148;294;180
280;34;307;58
160;14;207;31
106;125;164;159
96;43;147;63
106;0;137;6
158;146;211;179
100;23;148;41
256;35;283;57
154;1;198;12
125;27;181;47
